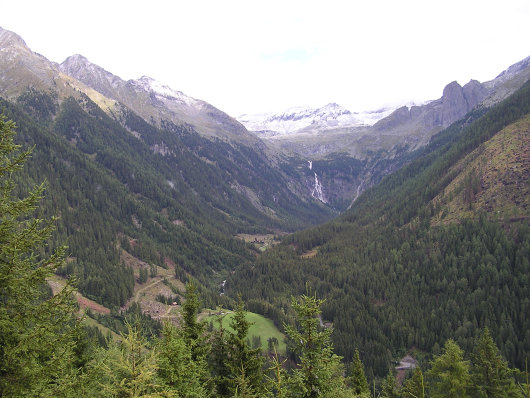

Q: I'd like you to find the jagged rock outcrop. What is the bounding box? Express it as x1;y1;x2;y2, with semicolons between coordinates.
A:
373;79;490;137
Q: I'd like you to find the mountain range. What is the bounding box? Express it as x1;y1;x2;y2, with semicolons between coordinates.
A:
0;25;529;377
238;56;530;160
2;26;528;211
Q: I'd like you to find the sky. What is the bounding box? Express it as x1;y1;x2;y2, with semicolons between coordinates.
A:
1;0;529;116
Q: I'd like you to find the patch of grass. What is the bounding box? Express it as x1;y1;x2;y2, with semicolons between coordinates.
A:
206;310;286;354
83;314;120;341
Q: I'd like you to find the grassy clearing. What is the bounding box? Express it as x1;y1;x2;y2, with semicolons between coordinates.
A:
236;233;282;252
204;310;286;354
82;314;121;341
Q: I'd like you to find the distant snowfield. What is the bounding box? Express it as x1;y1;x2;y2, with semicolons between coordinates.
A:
237;103;396;138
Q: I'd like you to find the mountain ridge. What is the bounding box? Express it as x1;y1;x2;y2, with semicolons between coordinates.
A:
59;53;258;145
238;57;530;161
228;79;530;377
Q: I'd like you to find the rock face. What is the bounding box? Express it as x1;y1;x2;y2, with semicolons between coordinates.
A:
60;55;257;145
441;81;469;125
58;54;123;100
441;80;489;126
0;27;60;96
373;79;489;136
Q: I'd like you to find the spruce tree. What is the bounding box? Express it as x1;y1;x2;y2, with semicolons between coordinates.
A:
182;281;209;361
226;299;265;396
285;293;352;398
349;348;370;395
380;369;399;398
83;322;164;397
402;367;426;398
470;328;520;398
0;116;80;396
209;313;232;396
157;321;208;397
428;339;470;398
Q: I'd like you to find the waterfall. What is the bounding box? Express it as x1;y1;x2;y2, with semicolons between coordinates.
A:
308;160;326;203
311;172;326;203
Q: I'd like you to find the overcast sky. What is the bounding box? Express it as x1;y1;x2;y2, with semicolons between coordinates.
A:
1;0;529;116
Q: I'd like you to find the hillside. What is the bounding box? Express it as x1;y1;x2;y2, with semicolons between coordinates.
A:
228;79;530;377
0;26;342;309
431;115;529;224
0;91;334;309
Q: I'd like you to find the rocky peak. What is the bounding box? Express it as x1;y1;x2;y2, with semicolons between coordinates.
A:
441;81;467;124
441;80;488;126
0;26;28;48
130;76;199;106
462;79;488;109
0;27;34;59
60;55;123;98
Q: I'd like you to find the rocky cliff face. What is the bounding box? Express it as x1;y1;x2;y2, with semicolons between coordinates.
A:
60;55;257;145
373;79;490;135
0;27;65;97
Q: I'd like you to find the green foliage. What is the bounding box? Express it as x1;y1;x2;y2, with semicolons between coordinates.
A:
428;339;470;398
226;299;265;396
0;116;80;396
182;282;209;359
401;367;426;398
82;322;165;397
157;321;209;397
380;370;399;398
209;314;232;396
348;349;369;395
285;293;352;398
470;328;521;397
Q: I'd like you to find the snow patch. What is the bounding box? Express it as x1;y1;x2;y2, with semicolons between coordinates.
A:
133;76;199;107
238;103;396;137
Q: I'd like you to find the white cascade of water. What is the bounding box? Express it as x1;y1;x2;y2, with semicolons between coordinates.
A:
311;172;326;203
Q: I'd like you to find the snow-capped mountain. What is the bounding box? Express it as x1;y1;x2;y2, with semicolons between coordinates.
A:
60;55;257;144
131;76;199;107
238;103;394;137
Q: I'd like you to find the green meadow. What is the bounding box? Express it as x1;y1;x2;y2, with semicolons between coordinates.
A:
205;310;286;354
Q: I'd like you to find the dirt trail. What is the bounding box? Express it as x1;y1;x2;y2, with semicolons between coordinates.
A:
122;278;165;310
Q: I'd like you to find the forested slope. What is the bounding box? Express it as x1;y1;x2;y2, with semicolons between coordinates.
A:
0;88;332;309
228;79;530;378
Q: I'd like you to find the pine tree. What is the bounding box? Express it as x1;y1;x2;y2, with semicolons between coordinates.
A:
469;328;520;398
83;322;164;397
285;293;352;398
380;369;399;398
0;116;80;396
226;299;265;396
157;321;208;397
428;339;470;398
349;348;370;395
402;367;426;398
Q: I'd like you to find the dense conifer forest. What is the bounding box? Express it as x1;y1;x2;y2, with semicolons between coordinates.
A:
0;64;529;396
228;80;530;378
1;80;529;395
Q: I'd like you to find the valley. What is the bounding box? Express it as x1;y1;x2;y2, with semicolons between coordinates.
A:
0;23;529;396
